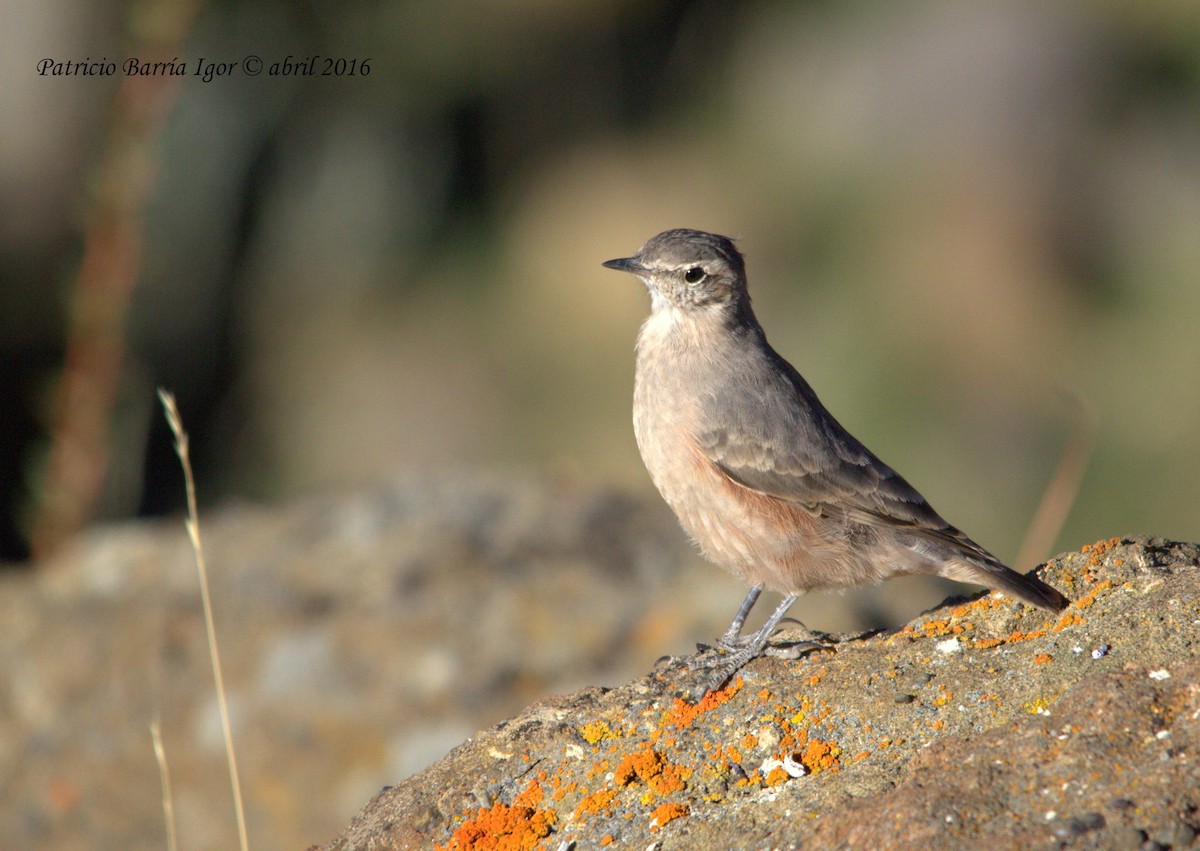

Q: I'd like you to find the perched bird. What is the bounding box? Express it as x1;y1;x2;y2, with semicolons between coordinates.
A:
602;228;1067;692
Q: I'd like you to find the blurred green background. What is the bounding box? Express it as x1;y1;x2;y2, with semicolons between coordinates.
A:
3;0;1199;563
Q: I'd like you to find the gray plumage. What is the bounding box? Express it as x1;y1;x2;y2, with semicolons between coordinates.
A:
603;229;1067;691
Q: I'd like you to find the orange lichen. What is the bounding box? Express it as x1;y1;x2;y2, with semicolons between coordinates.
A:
1074;579;1114;610
798;737;842;774
975;602;1084;646
1080;537;1122;559
550;780;578;802
614;745;689;797
793;695;814;717
436;799;558;851
1078;538;1123;580
661;677;743;729
600;835;615;846
649;802;689;830
584;757;612;781
764;767;791;787
973;625;1050;649
572;789;619;820
1033;653;1053;665
896;604;984;640
513;778;543;808
1053;612;1084;631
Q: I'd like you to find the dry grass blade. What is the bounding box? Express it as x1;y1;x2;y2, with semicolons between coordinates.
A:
150;718;179;851
1016;394;1095;571
158;388;249;851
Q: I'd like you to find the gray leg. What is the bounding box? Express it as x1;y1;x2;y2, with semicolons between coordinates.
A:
718;585;762;647
699;594;826;693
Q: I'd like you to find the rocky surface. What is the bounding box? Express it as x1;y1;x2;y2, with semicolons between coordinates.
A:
0;473;674;850
3;472;1195;850
0;471;953;851
323;536;1200;850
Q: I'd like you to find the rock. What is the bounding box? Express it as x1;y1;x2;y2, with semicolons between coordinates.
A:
3;472;1196;850
321;536;1200;850
0;473;696;850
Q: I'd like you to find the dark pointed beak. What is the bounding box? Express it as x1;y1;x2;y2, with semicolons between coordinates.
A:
602;256;647;274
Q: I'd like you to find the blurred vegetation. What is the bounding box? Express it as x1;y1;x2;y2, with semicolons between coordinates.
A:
2;0;1198;562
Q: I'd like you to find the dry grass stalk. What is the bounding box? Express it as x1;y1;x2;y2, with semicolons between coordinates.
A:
1016;395;1095;571
158;388;249;851
150;718;179;851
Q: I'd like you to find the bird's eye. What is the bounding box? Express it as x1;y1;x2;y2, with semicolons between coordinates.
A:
684;267;706;283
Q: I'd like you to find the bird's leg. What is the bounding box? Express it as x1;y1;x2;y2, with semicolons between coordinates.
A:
655;586;766;672
715;585;762;651
710;587;823;652
693;594;828;694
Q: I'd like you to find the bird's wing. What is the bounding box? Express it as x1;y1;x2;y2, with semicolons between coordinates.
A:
701;424;999;560
698;417;935;525
692;346;977;551
692;342;1070;611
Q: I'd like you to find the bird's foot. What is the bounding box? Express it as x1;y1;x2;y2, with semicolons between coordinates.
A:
688;632;830;697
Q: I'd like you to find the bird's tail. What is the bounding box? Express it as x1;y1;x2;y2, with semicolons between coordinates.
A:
944;557;1069;613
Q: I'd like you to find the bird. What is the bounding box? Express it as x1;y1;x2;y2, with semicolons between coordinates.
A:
602;228;1068;693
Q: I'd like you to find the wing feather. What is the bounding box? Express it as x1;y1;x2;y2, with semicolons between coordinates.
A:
693;340;984;557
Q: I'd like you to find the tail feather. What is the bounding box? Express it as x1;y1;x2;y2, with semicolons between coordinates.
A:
944;558;1068;613
906;522;1070;613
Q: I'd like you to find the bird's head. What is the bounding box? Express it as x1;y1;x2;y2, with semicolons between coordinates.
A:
603;229;749;315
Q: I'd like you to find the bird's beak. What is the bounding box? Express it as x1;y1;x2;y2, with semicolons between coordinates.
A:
602;256;648;275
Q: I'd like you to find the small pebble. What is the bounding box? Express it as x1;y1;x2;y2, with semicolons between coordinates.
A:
893;693;916;704
1092;644;1111;659
936;637;961;653
1108;797;1135;811
760;754;809;779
